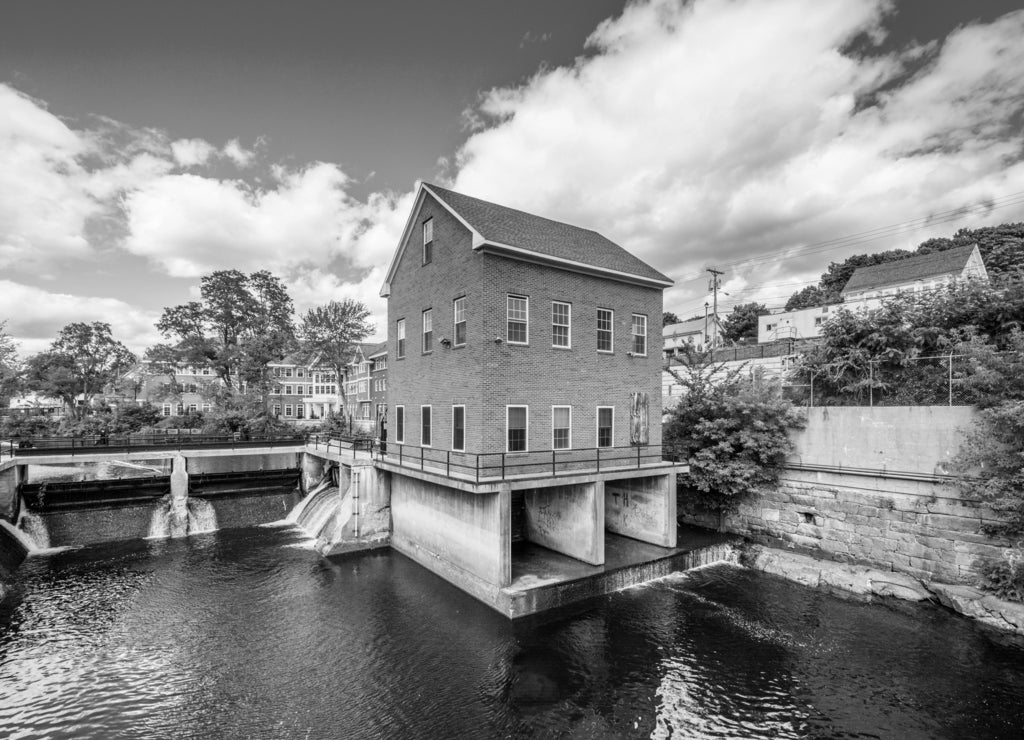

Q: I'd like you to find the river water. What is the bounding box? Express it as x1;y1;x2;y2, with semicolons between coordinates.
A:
2;525;1023;739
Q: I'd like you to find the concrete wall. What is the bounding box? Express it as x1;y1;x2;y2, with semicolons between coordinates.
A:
186;452;299;475
524;482;604;565
606;473;677;547
0;463;25;521
390;474;510;601
681;406;1003;584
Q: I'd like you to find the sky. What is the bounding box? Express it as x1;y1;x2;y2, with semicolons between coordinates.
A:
2;0;1024;356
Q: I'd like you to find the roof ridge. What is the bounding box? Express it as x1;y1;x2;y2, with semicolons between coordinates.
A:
425;183;606;235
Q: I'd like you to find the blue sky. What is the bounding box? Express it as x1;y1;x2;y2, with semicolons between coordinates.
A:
2;0;1023;354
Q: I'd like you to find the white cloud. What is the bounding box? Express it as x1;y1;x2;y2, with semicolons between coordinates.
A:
0;85;100;270
223;138;255;167
0;279;161;356
452;0;1024;316
171;138;216;167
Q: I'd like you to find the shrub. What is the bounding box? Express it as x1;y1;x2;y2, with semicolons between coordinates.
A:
979;558;1024;603
664;358;805;513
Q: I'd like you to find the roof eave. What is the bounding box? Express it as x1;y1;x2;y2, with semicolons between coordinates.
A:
475;240;673;289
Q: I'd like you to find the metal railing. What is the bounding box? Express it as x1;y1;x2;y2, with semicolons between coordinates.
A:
1;431;308;458
377;443;684;483
306;434;375;459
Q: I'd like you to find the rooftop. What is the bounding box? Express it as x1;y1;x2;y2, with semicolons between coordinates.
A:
842;244;979;294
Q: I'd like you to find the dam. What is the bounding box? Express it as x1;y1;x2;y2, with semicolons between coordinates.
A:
1;434;727;618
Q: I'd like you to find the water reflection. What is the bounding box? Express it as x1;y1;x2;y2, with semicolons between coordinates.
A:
2;528;1023;739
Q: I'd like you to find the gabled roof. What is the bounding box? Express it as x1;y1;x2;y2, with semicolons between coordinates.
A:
841;245;980;294
381;183;673;295
663;317;720;337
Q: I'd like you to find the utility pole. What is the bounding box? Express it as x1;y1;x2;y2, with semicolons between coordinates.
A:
707;268;724;347
703;302;709;351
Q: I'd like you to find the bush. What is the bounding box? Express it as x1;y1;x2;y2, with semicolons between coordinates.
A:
664;358;805;513
955;400;1024;538
979;558;1024;603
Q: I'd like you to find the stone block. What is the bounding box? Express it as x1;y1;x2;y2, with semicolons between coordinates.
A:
869;572;931;601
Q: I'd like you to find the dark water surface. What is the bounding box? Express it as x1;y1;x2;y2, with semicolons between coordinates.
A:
2;526;1023;739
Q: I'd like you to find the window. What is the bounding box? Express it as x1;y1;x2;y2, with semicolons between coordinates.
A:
631;314;647;356
397;319;406;359
766;323;776;332
552;301;571;348
396;406;405;443
453;296;466;346
814;317;823;327
597;308;613;352
452;405;465;451
297;369;304;378
422;218;433;264
273;404;281;417
507;295;528;344
507;406;528;452
421;406;432;447
201;368;210;376
552;406;571;450
285;368;293;378
285;385;293;395
188;403;197;413
176;403;184;415
162;403;171;417
202;403;211;412
422;309;433;352
597;407;614;448
297;406;305;419
285;404;293;417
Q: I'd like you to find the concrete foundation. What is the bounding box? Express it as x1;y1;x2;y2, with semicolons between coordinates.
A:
605;473;677;547
390;476;511;604
524;482;604;565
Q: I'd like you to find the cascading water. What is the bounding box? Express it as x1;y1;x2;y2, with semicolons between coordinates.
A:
147;495;219;538
287;481;353;553
18;512;51;550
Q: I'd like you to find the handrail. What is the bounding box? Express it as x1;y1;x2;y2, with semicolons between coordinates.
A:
1;431;308;458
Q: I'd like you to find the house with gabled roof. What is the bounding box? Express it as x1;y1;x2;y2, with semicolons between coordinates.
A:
376;182;685;612
758;245;989;343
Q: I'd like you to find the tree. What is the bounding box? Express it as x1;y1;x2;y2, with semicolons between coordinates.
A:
0;320;19;405
721;302;767;343
153;270;296;402
299;299;374;414
663;311;680;326
664;356;805;515
24;322;136;419
785;285;829;310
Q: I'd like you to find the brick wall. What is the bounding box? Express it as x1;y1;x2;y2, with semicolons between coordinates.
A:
387;192;664;456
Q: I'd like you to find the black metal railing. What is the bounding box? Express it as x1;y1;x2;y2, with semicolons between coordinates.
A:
1;431;308;458
376;443;685;482
305;434;376;459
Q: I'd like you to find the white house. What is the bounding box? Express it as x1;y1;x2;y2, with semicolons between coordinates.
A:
758;244;988;344
662;316;724;358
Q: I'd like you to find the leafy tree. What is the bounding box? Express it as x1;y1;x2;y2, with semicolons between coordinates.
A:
663;311;680;326
721;302;767;343
299;299;374;412
152;270;296;401
664;357;805;515
785;285;830;310
0;320;19;405
23;322;136;419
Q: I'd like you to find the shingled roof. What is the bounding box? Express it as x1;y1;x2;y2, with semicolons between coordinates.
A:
380;184;672;293
841;245;979;294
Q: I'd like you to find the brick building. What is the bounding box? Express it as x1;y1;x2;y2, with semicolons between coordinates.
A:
342;342;385;433
381;183;672;457
369;345;388;436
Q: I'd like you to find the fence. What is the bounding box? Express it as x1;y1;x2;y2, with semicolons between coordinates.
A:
783;353;991;407
1;431;308;459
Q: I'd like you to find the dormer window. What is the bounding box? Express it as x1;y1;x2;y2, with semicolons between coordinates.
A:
422;218;433;265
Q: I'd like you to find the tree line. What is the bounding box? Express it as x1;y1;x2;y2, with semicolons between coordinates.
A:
0;270;373;434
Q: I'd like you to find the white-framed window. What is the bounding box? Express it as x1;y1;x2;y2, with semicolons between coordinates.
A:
507;405;528;452
176;403;184;415
452;405;465;452
507;295;528;344
597;406;614;448
297;369;304;378
552;406;571;450
297;406;305;419
421;405;432;447
285;404;293;417
162;403;171;416
273;404;281;417
202;403;211;412
201;368;210;376
597;308;614;353
552;301;571;348
188;403;197;413
285;385;292;395
397;319;406;359
422;218;433;265
285;368;293;378
631;314;647;356
814;317;823;327
395;405;405;443
453;296;466;346
422;308;433;353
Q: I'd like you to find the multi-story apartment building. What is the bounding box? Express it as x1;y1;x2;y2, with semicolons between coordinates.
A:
342;342;385;433
369;345;388;436
381;183;672;457
268;356;340;424
113;362;225;416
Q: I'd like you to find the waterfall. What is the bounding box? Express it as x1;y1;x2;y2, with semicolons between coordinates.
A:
147;494;219;539
19;513;51;550
287;485;353;552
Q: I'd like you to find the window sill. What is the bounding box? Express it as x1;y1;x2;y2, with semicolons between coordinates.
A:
506;342;529;347
552;345;572;351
